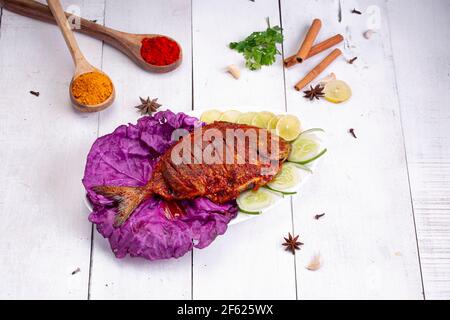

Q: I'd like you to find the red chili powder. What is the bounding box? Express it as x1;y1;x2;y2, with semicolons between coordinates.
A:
140;36;180;66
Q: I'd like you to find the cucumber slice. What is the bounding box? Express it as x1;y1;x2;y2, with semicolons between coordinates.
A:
288;128;326;164
266;162;311;193
238;208;264;215
237;188;280;214
288;162;313;173
265;186;297;195
291;148;327;165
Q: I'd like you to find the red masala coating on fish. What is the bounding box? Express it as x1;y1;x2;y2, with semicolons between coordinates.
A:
148;122;290;203
94;121;290;227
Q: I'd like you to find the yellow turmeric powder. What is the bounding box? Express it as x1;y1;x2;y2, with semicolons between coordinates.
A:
71;71;113;105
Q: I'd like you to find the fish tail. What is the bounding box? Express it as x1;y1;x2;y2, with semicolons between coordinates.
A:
93;185;151;227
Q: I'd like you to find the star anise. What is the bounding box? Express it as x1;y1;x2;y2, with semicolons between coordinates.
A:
303;84;325;101
282;233;303;254
135;97;161;115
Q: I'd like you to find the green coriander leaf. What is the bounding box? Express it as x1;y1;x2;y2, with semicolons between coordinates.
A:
229;23;283;71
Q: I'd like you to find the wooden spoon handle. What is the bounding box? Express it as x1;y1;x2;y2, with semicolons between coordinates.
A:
1;0;126;45
46;0;86;65
1;0;181;73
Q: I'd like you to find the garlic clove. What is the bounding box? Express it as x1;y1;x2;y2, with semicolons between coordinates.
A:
306;253;322;271
226;64;241;79
363;29;375;39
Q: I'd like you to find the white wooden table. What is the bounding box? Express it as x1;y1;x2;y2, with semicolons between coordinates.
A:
0;0;449;300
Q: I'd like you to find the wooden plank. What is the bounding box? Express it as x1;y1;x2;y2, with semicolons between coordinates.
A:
191;0;296;299
192;0;286;111
387;0;450;300
0;0;104;299
88;0;192;300
281;0;423;298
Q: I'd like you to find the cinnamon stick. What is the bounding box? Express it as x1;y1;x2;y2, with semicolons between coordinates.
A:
284;56;298;68
295;18;322;63
294;48;342;91
284;34;344;68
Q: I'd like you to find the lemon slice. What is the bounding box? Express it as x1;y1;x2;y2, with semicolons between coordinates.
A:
200;109;222;124
251;111;276;128
275;115;302;141
324;80;352;103
237;112;257;125
267;115;281;131
219;110;241;123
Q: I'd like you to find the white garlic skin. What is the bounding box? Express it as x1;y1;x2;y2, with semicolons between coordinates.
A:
226;64;241;79
363;29;375;39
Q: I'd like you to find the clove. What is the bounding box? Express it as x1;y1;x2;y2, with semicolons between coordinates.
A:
71;267;80;275
314;213;326;220
348;57;358;64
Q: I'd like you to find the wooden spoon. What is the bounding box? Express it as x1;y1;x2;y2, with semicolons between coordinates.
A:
46;0;114;112
1;0;182;73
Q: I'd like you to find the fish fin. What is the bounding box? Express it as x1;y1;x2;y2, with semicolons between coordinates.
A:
93;185;149;227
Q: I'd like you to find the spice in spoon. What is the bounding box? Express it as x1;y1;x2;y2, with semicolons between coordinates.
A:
140;36;180;66
71;71;113;106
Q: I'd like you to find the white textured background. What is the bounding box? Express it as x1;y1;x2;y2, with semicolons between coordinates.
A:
0;0;449;299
